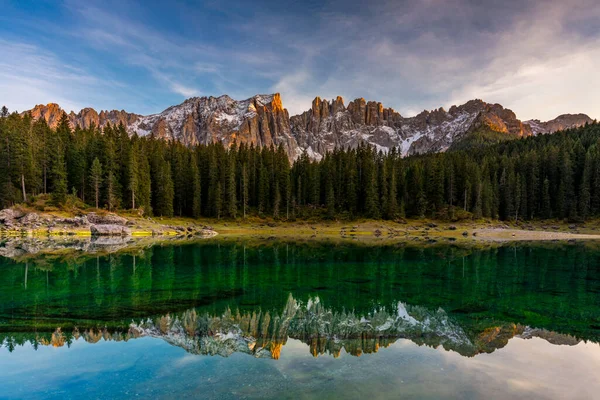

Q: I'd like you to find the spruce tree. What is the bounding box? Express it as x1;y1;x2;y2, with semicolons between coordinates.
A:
191;153;201;218
49;113;70;204
325;176;335;219
226;155;237;218
90;157;103;209
241;163;249;219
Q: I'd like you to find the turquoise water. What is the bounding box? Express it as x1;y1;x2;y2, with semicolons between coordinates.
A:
1;240;599;399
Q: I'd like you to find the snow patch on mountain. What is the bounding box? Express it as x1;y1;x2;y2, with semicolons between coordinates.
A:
27;94;591;161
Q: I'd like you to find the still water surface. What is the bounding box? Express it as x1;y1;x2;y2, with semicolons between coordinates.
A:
1;240;599;399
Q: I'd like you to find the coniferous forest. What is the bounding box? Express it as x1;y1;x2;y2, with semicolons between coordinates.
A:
1;105;600;222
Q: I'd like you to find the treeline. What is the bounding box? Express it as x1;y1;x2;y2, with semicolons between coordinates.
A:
1;105;600;221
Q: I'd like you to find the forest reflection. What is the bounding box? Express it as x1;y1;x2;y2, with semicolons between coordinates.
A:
1;240;599;359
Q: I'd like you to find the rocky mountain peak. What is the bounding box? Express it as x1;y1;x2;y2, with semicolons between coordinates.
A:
526;113;594;135
24;103;140;130
126;93;297;157
28;103;66;128
22;94;592;161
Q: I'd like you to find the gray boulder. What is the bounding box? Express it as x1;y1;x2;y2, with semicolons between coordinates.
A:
56;216;89;227
87;213;128;225
0;208;24;224
20;213;40;225
90;224;131;237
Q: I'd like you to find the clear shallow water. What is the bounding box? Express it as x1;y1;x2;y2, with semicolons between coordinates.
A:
1;240;599;399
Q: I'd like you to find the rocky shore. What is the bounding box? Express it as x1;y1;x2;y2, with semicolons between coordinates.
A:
0;208;218;238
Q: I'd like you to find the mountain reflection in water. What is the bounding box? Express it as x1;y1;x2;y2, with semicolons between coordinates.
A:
0;294;586;359
0;240;599;360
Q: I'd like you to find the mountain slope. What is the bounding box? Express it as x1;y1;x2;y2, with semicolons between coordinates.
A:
290;97;532;159
526;114;594;135
127;93;300;157
22;95;593;160
27;103;140;130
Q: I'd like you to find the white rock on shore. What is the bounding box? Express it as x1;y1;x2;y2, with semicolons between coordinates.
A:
90;224;131;236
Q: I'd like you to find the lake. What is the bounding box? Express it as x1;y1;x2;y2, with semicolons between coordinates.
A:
1;240;599;399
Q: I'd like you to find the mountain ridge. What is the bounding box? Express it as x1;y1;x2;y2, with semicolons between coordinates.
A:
21;95;594;160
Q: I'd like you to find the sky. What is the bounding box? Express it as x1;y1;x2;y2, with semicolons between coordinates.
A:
1;0;599;120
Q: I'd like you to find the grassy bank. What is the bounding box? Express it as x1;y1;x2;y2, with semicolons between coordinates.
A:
3;201;600;243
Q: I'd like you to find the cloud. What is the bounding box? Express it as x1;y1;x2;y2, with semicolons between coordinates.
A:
1;0;598;120
0;40;92;112
268;0;600;119
169;83;200;98
445;0;600;120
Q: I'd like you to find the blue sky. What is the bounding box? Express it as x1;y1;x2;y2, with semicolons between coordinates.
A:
1;0;599;120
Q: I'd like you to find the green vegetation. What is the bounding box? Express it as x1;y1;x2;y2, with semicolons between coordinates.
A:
1;107;599;223
448;127;518;151
1;241;599;344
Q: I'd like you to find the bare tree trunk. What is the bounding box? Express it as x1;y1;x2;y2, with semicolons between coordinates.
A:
21;174;27;202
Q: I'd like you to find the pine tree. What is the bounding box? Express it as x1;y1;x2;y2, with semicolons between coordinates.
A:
154;159;174;217
273;181;281;218
90;157;103;209
226;155;237;218
579;152;592;220
207;148;219;217
325;176;335;219
241;163;249;219
137;144;152;216
363;156;379;218
385;164;398;219
541;177;552;219
128;144;139;209
49;113;70;204
258;162;268;216
214;181;222;219
50;147;68;204
191;153;201;218
514;173;522;222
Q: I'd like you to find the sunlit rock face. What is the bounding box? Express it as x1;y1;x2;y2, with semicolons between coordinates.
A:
25;103;141;130
27;103;65;128
526;114;593;135
127;93;299;158
23;96;591;161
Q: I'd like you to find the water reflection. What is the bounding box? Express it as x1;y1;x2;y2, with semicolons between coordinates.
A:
2;240;600;399
1;240;599;355
0;294;587;359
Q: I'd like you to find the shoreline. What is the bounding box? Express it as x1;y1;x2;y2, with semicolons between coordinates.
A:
3;207;600;245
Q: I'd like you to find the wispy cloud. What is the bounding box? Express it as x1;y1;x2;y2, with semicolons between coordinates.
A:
0;39;95;112
1;0;598;120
